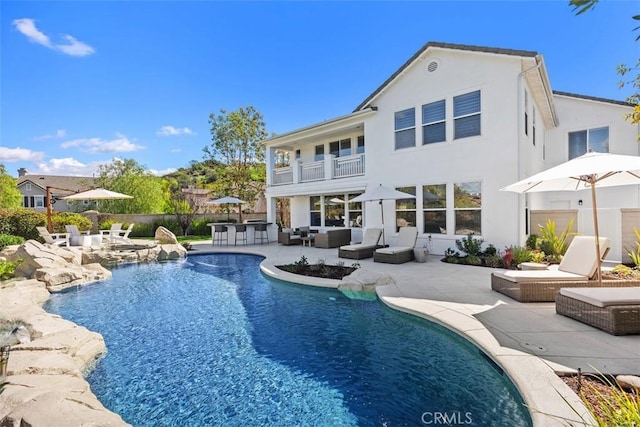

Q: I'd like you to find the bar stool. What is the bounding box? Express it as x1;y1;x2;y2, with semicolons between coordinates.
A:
213;225;228;246
234;224;247;246
254;223;269;244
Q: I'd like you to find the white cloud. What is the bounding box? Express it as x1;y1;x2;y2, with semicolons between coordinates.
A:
34;129;67;140
0;146;45;162
12;18;95;57
149;167;177;176
157;125;193;136
61;134;144;153
34;158;106;176
170;148;182;153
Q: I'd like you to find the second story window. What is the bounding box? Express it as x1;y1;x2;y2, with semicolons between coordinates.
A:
394;108;415;150
569;126;609;159
329;138;351;157
453;90;481;139
422;99;446;144
357;135;365;154
315;145;324;161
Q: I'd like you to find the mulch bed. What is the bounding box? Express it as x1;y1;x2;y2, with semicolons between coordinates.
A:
276;265;357;280
561;374;638;420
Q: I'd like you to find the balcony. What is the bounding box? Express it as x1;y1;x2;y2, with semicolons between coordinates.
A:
271;153;365;186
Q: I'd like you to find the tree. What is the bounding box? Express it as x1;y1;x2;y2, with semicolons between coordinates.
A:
204;106;267;205
95;158;170;214
571;0;640;125
0;164;22;209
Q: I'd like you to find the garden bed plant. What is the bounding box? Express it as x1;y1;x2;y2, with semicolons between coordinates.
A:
276;256;359;280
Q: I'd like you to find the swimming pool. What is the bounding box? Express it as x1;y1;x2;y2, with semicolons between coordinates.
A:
45;253;532;426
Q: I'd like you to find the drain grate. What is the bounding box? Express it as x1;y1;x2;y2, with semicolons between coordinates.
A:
520;341;548;352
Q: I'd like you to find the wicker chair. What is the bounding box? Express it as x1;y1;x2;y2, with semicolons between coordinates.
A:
314;229;351;249
278;228;302;245
338;228;383;259
373;227;418;264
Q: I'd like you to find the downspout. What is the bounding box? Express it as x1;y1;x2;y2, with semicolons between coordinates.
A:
517;58;543;244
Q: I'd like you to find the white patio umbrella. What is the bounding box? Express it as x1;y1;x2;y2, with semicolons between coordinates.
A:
350;184;415;245
208;196;247;222
500;151;640;286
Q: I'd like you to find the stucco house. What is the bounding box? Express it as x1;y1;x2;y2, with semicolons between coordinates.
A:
16;168;96;213
263;42;639;261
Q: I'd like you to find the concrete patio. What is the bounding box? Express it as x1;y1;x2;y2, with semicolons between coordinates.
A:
193;240;639;426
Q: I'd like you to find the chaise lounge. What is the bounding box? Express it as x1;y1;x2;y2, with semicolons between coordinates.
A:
36;226;70;247
338;228;383;260
373;227;418;264
491;236;639;302
556;287;640;335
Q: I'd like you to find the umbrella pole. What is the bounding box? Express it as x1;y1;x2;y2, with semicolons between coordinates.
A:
380;199;385;246
590;179;603;287
238;203;242;223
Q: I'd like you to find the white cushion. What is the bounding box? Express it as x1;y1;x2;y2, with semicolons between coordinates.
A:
558;236;611;277
361;228;382;246
340;244;375;251
493;270;587;283
560;287;640;308
396;227;418;247
375;246;413;255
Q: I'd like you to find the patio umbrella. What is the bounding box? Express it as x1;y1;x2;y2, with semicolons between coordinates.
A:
500;151;640;286
208;196;247;222
46;187;133;232
350;184;415;245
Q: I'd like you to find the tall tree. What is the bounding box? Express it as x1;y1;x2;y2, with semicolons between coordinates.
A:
571;0;640;125
204;106;267;205
95;158;170;214
0;164;22;209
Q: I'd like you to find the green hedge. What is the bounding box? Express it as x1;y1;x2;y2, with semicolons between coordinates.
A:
0;209;46;240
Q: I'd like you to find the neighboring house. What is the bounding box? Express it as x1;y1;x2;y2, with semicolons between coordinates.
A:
16;168;96;213
263;42;639;261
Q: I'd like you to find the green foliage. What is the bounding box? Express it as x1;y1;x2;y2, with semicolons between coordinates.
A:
484;254;504;268
578;374;640;427
51;212;92;233
508;245;532;265
526;234;539;250
628;227;640;268
129;223;154;238
204;106;268;206
455;234;484;256
538;219;575;257
150;219;181;237
0;234;24;250
0;259;19;281
0;209;46;240
95;158;170;214
190;217;217;236
609;264;639;279
530;250;546;264
0;164;21;209
484;244;497;256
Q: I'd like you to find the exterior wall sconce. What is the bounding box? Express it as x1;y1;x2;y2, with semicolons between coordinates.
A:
578;200;583;206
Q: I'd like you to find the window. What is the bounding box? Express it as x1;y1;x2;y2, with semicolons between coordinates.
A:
26;183;32;191
22;195;44;208
422;184;446;234
568;126;609;159
395;186;416;231
348;193;362;228
394;108;415;149
422;100;446;144
524;90;529;136
295;149;301;159
532;106;536;146
325;195;345;227
453;90;481;139
356;135;365;154
314;145;324;161
454;181;481;235
310;196;321;226
329;138;351;157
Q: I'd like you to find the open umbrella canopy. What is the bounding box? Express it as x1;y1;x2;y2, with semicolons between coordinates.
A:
500;151;640;286
350;184;415;245
61;188;134;200
207;196;247;205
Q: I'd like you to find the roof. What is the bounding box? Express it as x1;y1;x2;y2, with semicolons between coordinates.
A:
354;41;539;111
17;174;96;195
553;90;633;107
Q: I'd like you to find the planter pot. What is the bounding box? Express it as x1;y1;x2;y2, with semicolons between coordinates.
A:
414;248;429;263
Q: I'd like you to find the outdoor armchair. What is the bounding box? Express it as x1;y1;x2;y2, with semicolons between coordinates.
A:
100;223;123;241
37;226;70;247
314;228;352;249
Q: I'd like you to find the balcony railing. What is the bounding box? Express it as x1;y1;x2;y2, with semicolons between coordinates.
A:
271;153;365;186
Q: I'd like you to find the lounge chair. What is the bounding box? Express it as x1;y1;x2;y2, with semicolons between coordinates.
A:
109;223;135;243
36;226;70;247
66;225;100;246
373;227;418;264
338;228;383;259
556;287;640;335
100;223;122;241
491;236;639;302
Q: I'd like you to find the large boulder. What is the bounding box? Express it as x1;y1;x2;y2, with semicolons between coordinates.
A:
337;269;395;300
7;240;82;279
157;244;188;261
34;263;112;292
155;226;178;244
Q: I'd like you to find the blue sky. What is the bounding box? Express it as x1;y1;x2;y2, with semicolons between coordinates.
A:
1;1;638;178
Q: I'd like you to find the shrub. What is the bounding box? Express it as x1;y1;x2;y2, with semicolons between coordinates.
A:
455;234;484;256
0;234;24;250
0;209;46;240
190;217;217;236
538;219;575;258
485;254;504;268
0;259;19;281
526;234;539;250
503;247;515;268
628;226;640;268
98;218;119;231
510;245;532;265
130;223;154;238
484;244;497;257
151;219;181;236
51;212;92;233
529;250;546;264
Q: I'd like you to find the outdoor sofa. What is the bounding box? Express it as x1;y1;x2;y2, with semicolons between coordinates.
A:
314;228;352;249
491;236;639;302
338;228;382;259
556;287;640;335
277;227;309;246
373;227;418;264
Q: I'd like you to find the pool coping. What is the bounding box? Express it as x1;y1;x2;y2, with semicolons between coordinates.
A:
253;255;594;427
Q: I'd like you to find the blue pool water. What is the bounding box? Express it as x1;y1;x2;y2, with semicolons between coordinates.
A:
45;254;532;426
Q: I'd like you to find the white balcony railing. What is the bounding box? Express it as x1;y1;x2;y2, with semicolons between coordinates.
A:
270;153;365;186
300;161;325;182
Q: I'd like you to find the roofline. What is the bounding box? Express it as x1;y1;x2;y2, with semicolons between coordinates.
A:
354;41;538;112
263;107;377;145
534;55;559;127
553;90;634;107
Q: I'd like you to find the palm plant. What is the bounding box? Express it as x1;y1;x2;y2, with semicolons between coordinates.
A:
538;219;576;261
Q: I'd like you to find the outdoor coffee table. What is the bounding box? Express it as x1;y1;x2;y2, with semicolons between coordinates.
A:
301;234;315;247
